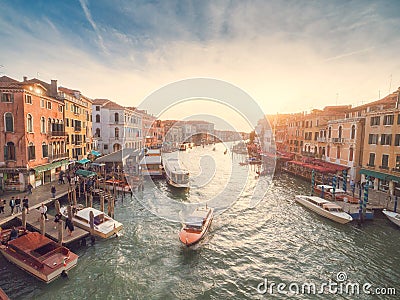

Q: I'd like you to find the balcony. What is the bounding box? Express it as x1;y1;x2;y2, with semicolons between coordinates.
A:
317;137;327;142
74;126;82;132
48;131;66;137
331;138;344;144
48;152;69;162
73;140;82;145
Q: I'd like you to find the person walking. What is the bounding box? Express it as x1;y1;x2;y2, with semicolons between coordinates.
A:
27;183;33;194
22;196;29;214
9;197;15;215
15;196;22;213
65;217;74;236
51;185;56;198
0;199;5;214
39;203;48;220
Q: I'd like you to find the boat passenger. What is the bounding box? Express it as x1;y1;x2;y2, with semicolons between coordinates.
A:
10;226;18;241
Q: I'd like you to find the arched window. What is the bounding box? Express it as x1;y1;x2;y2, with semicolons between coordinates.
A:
328;127;332;139
48;118;52;133
351;125;355;139
349;147;354;162
27;114;33;132
336;146;341;159
96;114;100;123
115;113;119;123
28;142;35;160
338;126;342;139
327;145;330;157
95;128;100;137
115;127;119;138
4;112;13;132
42;142;48;158
4;142;16;161
41;117;46;133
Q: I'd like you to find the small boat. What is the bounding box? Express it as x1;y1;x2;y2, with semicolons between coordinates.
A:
295;195;353;224
60;207;123;239
105;179;131;192
1;226;27;244
179;206;214;246
164;158;189;188
0;231;78;283
382;209;400;227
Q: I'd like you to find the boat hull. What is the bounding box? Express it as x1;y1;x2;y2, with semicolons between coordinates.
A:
179;216;213;246
383;209;400;227
166;177;189;189
295;196;352;224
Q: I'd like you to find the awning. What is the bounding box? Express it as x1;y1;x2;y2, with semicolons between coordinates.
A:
75;169;97;178
91;150;101;157
34;159;69;173
360;169;400;183
77;158;91;164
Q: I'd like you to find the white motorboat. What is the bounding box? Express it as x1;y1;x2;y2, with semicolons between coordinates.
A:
60;207;123;239
295;195;353;224
164;158;189;188
382;209;400;227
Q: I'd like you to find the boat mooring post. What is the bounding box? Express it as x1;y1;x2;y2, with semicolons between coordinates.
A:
100;195;104;212
89;210;95;236
107;195;111;217
89;193;93;208
22;208;27;229
394;196;398;212
67;205;73;220
40;214;46;236
55;199;61;214
58;221;63;245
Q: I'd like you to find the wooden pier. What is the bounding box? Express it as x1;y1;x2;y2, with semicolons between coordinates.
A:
16;208;89;245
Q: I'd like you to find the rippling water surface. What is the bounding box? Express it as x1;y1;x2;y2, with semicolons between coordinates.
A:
1;144;399;299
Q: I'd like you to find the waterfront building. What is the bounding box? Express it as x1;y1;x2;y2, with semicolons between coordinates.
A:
358;89;400;196
0;75;67;191
92;99;142;155
58;87;93;160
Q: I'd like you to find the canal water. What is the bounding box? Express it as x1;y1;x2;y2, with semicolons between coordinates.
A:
1;144;399;299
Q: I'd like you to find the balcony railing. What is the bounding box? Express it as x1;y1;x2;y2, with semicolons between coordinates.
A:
379;165;389;170
331;138;344;143
317;137;327;142
48;131;66;137
73;140;82;145
366;163;375;168
48;153;69;162
74;126;82;132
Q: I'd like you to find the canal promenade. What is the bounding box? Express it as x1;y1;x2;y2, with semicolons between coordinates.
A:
0;182;71;226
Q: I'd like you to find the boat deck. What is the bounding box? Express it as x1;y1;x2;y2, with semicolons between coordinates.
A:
16;209;89;245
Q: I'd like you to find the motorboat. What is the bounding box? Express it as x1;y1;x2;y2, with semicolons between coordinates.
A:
60;207;123;239
295;195;353;224
382;209;400;227
179;206;213;246
0;231;78;283
164;158;189;188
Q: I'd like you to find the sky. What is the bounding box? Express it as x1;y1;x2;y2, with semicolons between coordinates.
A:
1;0;400;130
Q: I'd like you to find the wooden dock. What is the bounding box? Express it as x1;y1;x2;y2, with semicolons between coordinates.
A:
16;208;89;245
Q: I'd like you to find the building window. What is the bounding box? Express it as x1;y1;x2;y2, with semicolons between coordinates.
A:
96;106;100;111
4;112;13;132
328;127;332;138
42;143;48;158
351;125;355;139
370;116;380;126
58;105;63;112
95;128;100;137
115;127;119;138
95;114;100;123
338;126;342;139
27;114;33;132
395;155;400;170
398;114;400;125
336;146;341;159
115;113;119;123
383;114;394;125
368;153;375;166
1;93;14;102
40;117;46;133
327;145;330;157
381;154;389;169
46;101;52;109
4;142;16;161
381;134;392;145
41;98;45;108
28;143;36;160
395;134;400;146
66;118;69;127
368;134;379;144
104;144;108;150
349;147;354;162
25;94;32;104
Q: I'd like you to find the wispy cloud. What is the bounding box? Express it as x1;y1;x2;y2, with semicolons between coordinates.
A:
325;47;375;62
78;0;108;54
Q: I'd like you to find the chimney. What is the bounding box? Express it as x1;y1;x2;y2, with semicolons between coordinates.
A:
23;76;27;82
50;79;58;97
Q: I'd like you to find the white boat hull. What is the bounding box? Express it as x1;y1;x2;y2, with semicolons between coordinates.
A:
383;209;400;227
295;195;353;224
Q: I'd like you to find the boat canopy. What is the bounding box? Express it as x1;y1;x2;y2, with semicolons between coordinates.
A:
76;208;104;220
8;232;52;252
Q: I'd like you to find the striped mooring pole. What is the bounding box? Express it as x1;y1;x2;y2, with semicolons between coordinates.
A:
332;175;337;200
362;176;369;219
311;169;315;196
342;169;347;192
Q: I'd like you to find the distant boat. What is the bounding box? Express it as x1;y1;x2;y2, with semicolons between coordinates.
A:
382;209;400;227
0;231;78;283
164;158;189;188
179;206;213;246
60;207;123;239
295;195;353;224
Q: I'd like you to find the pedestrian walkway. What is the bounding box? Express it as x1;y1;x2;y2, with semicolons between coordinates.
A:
0;182;72;226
